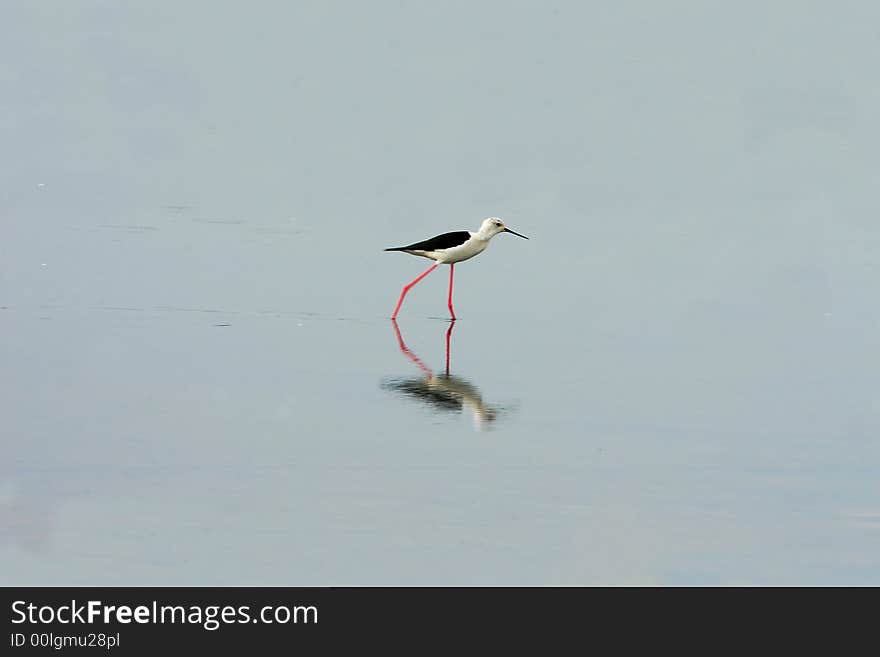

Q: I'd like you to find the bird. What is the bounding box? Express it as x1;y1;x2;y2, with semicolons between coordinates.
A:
384;217;529;319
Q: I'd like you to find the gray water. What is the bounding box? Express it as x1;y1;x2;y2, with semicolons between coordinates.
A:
2;1;879;585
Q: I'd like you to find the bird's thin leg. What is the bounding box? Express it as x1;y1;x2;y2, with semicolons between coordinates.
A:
444;319;456;376
391;319;432;376
391;263;438;319
447;263;456;320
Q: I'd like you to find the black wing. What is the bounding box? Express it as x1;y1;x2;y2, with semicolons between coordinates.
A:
385;231;470;252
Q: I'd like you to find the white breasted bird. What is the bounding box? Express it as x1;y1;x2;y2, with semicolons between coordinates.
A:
385;217;529;319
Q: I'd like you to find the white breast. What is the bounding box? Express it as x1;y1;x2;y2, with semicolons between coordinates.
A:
429;234;489;264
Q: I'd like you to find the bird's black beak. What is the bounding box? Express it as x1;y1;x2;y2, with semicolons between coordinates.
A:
503;227;529;239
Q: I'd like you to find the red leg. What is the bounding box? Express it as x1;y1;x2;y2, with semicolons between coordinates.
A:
444;319;455;375
447;263;456;320
391;263;438;319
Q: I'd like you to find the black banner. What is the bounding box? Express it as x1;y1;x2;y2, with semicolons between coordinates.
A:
1;586;865;653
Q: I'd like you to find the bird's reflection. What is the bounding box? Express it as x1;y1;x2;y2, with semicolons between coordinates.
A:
382;320;501;430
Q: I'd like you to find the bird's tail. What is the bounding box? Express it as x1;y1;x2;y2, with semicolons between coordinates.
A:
384;247;408;252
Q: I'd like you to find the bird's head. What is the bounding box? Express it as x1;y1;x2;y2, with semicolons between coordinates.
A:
479;217;529;240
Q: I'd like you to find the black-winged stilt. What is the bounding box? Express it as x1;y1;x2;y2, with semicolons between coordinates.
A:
384;217;528;319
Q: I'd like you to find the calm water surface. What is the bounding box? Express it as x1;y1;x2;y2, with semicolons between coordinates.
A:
2;1;879;584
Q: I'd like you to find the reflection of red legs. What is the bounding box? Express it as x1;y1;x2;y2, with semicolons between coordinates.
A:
445;320;456;376
447;264;456;320
390;319;432;376
391;263;438;319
